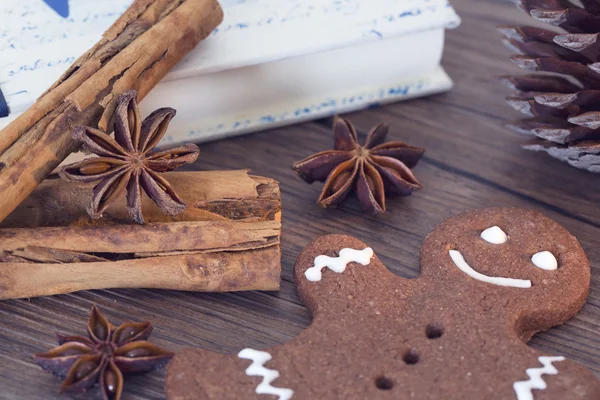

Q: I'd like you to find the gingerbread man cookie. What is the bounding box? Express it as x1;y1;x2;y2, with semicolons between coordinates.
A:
166;208;600;399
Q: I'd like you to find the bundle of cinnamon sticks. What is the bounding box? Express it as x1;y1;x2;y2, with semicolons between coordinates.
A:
0;0;286;301
0;171;282;299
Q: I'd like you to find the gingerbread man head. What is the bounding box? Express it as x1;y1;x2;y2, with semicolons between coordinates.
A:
166;208;600;400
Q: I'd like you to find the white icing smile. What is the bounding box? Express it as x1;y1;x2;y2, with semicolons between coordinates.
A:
449;250;532;288
449;226;559;288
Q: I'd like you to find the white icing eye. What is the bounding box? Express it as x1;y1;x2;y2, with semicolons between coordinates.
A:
481;226;508;244
531;251;558;270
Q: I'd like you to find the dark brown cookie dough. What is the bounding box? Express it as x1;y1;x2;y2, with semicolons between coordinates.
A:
166;208;600;399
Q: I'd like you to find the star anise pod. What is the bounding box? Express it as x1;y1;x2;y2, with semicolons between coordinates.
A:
59;90;200;224
34;305;173;400
292;116;424;214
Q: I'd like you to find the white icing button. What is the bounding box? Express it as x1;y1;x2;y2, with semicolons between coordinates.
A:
480;226;508;244
531;251;558;270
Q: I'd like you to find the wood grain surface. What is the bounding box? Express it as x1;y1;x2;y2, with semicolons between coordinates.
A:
1;0;598;399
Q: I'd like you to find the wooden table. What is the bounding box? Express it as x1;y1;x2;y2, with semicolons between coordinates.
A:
1;0;598;398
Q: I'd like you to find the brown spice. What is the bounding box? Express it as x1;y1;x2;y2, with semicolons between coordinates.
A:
59;90;199;224
34;305;173;400
292;116;424;214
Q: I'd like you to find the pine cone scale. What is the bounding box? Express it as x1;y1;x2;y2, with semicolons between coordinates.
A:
499;0;600;171
569;111;600;129
553;32;599;54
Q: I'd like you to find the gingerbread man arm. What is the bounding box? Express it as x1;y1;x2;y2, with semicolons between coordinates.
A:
166;348;294;400
293;234;409;316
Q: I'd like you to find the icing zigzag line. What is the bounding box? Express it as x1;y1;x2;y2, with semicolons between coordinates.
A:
305;247;374;282
513;356;565;400
238;348;294;400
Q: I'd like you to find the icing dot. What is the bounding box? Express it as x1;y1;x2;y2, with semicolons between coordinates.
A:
480;226;507;244
531;251;558;270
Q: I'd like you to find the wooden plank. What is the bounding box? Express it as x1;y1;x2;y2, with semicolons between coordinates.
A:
2;118;599;398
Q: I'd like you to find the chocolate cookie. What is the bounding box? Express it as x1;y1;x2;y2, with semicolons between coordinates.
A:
166;208;600;399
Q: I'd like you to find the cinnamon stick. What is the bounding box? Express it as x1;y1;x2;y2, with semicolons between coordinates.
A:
0;171;282;300
0;0;223;223
0;250;279;299
2;170;280;228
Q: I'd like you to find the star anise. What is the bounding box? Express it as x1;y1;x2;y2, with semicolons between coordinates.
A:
292;116;424;214
59;90;200;224
34;305;173;400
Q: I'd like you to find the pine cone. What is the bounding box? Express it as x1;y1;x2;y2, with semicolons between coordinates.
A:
499;0;600;172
